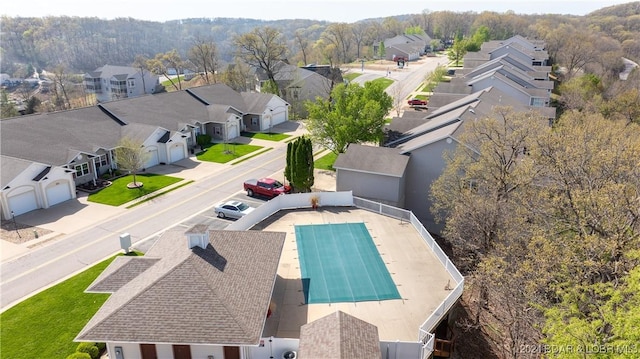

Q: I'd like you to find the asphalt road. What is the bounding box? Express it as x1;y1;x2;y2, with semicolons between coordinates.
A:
0;145;286;310
0;56;448;311
350;55;450;110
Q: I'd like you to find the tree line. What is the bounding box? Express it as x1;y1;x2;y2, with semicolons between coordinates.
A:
3;5;639;79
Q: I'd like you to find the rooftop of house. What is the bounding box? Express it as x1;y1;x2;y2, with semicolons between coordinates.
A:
299;310;382;359
333;144;409;177
76;227;286;345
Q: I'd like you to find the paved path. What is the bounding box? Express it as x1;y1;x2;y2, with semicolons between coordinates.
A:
0;123;309;310
0;56;443;311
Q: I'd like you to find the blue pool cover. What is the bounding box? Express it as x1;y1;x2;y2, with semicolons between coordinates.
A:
295;222;402;304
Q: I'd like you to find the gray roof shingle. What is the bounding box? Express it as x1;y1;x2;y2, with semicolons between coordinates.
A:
0;107;124;165
298;311;381;359
333;144;408;177
76;228;286;345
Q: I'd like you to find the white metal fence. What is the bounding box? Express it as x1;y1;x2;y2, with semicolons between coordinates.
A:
353;196;465;351
228;192;464;359
245;337;424;359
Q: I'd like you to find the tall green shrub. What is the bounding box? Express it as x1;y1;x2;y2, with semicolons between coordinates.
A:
285;136;314;192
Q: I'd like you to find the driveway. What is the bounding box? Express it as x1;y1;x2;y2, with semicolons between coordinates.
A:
0;121;342;310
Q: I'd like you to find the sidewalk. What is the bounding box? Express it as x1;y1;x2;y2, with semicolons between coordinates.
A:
0;121;318;262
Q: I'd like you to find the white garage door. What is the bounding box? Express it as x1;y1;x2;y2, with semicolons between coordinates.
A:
228;125;238;140
8;190;38;216
145;150;159;169
46;182;72;207
170;145;185;163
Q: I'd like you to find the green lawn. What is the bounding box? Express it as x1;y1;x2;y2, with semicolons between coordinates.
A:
88;174;183;206
0;253;139;359
160;75;185;87
343;73;362;82
196;143;263;163
411;94;429;100
241;131;290;141
370;77;394;90
315;151;338;171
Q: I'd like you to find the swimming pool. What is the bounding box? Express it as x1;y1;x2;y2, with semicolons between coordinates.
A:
295;222;401;304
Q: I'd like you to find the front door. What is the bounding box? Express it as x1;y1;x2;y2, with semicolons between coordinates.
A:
172;345;192;359
140;344;157;359
224;346;240;359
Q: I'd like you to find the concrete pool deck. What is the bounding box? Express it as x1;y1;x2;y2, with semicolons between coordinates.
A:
257;207;455;342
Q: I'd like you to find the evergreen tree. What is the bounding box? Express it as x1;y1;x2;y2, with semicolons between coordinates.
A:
285;140;294;184
285;136;314;192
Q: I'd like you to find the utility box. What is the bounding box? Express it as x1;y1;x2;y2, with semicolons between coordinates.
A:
119;233;131;254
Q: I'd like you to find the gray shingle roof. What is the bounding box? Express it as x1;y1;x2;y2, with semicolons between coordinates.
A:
333;144;408;177
0;155;35;187
241;92;275;115
298;311;381;359
0;107;124;165
85;65;139;80
187;84;247;113
76;228;285;345
101;91;210;131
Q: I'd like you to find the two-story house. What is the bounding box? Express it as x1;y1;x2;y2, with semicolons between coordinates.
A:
333;36;555;235
84;65;161;103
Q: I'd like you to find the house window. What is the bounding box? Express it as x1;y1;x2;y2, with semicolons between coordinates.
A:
97;154;109;167
128;79;135;87
75;163;89;177
530;97;545;107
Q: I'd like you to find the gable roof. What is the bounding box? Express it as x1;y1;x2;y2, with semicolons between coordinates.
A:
101;91;210;130
0;155;38;187
186;83;247;113
241;92;278;115
85;65;140;79
333;144;409;177
298;311;381;359
389;87;533;152
0;107;124;166
76;227;286;345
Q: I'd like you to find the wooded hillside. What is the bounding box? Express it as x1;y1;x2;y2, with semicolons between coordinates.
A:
2;2;639;77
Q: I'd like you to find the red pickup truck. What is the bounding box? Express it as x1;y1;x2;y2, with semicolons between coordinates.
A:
244;178;291;198
407;98;428;106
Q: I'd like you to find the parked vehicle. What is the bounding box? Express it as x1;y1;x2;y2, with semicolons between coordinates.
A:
214;200;255;219
243;178;291;198
407;98;428;106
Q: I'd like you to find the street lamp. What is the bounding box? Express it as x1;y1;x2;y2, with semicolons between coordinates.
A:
11;211;21;238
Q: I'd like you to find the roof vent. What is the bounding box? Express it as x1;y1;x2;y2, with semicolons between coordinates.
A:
186;224;210;249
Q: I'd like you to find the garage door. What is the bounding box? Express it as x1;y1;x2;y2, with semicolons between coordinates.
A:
145;149;159;169
8;190;38;216
228;125;238;140
170;145;185;163
46;182;72;207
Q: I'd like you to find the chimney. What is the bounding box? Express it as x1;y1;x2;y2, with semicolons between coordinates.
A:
186;224;210;249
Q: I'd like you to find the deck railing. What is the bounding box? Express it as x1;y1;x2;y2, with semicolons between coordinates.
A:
229;192;464;359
